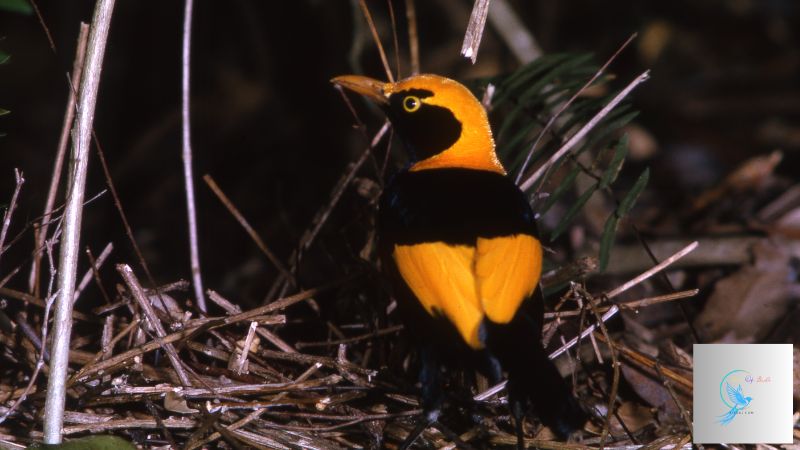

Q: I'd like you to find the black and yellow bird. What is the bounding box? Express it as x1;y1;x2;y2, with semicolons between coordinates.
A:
333;74;586;448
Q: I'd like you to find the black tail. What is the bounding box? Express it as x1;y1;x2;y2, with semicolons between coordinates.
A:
484;310;586;438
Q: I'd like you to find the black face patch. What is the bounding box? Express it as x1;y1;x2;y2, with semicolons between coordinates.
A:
386;89;463;161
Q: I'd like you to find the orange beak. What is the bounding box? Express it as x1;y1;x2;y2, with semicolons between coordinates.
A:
331;75;390;105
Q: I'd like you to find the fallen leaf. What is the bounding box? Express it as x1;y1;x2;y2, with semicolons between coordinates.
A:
694;239;799;342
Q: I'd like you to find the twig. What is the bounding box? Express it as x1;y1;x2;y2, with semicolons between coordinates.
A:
586;293;621;449
203;175;290;279
605;241;698;300
487;0;542;64
0;291;56;425
404;0;419;75
0;170;24;267
594;334;692;391
520;70;651;192
186;363;324;450
544;289;699;318
515;34;636;184
386;0;402;79
208;289;296;354
181;0;206;313
654;362;693;435
72;242;112;302
43;0;116;443
474;304;620;402
358;0;394;82
84;244;114;305
234;322;258;375
269;123;390;300
27;0;56;52
29;24;90;297
69;280;346;384
117;264;192;387
460;0;491;63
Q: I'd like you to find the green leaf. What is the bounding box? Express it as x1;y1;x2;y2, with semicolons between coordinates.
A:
26;436;137;450
618;167;650;216
0;108;10;116
0;0;33;14
599;135;629;189
598;213;619;272
539;165;580;214
0;52;9;65
550;181;599;241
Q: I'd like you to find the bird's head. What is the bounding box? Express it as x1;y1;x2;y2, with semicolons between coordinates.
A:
332;74;505;174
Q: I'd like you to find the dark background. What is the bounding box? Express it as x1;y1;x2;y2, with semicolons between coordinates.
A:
1;0;799;307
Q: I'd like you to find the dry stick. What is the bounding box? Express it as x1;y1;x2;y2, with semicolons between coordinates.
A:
606;241;698;300
69;281;341;384
460;0;491;63
43;0;116;443
543;289;700;319
0;170;24;266
358;0;395;82
181;0;206;313
487;0;542;64
85;245;114;305
519;70;651;192
654;362;693;436
208;289;296;353
72;242;112;302
269;123;390;300
386;0;402;79
27;0;56;52
595;334;692;391
234;321;258;375
515;33;637;185
474;241;699;402
474;304;620;402
587;295;621;450
117;264;192;387
29;24;90;297
0;293;56;425
185;363;323;450
203;175;290;278
404;0;420;75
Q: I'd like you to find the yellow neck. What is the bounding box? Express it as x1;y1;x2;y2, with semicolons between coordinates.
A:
408;90;505;175
409;138;506;174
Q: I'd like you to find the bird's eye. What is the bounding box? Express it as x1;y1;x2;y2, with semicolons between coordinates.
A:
402;95;421;113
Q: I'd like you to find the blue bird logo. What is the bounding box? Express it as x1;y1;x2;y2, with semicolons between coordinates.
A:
717;370;753;426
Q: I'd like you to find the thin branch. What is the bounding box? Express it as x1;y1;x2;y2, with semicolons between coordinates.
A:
44;0;117;443
117;264;192;387
606;241;698;300
474;304;620;402
27;0;56;52
0;292;56;425
487;0;542;64
0;170;24;267
460;0;491;63
202;175;291;279
519;70;651;192
358;0;394;82
386;0;402;79
404;0;419;75
268;122;390;300
515;33;637;184
29;23;90;297
72;242;112;302
181;0;206;313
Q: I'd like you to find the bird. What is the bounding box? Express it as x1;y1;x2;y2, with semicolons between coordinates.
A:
332;73;586;448
717;382;752;425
